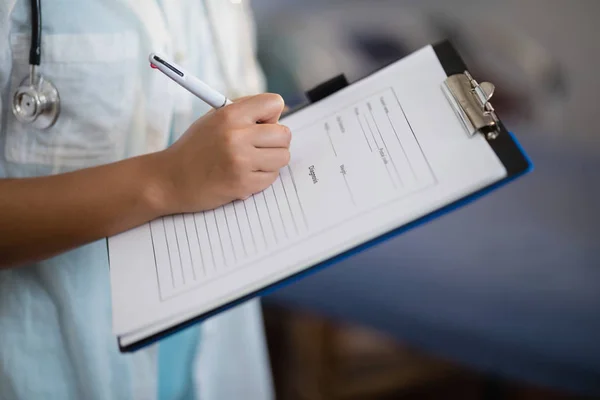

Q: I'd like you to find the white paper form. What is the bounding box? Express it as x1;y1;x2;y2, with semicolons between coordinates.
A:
149;87;435;302
109;45;507;344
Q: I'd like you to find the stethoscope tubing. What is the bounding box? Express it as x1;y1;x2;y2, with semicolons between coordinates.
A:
12;0;230;130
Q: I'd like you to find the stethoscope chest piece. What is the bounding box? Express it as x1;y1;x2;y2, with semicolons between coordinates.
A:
12;73;60;130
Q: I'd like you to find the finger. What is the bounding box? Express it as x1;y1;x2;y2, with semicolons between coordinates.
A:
238;171;279;200
252;148;291;172
250;171;280;193
249;124;291;148
232;93;285;124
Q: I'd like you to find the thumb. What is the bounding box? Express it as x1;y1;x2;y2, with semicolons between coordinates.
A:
232;93;285;124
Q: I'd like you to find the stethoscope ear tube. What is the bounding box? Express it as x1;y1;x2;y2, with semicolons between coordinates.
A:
29;0;42;66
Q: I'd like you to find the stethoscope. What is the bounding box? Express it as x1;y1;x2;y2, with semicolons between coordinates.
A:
11;0;60;130
10;0;236;131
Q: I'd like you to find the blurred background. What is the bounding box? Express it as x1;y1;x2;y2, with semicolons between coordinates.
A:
249;1;600;399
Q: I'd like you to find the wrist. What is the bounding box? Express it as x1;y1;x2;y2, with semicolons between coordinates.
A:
137;151;177;218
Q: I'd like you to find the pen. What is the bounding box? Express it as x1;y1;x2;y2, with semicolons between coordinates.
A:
148;53;233;109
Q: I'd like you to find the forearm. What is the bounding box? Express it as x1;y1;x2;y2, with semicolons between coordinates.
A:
0;152;170;269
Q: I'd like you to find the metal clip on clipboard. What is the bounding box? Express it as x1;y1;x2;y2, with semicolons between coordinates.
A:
442;71;500;140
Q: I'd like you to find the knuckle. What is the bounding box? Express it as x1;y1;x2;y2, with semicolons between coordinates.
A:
267;172;280;187
263;93;285;110
274;149;290;167
230;153;248;171
283;149;291;164
220;106;238;125
262;171;277;185
280;125;292;145
223;129;241;147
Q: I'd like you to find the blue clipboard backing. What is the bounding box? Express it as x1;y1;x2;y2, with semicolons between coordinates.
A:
119;40;533;352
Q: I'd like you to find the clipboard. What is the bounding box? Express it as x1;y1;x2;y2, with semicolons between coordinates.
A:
114;40;532;352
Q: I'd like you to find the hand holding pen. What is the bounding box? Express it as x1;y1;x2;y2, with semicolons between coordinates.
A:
148;53;291;213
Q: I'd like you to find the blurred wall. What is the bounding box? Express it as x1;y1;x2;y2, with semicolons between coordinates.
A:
252;0;600;147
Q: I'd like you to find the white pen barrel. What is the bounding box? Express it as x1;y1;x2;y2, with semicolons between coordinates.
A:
184;75;229;108
149;52;230;109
